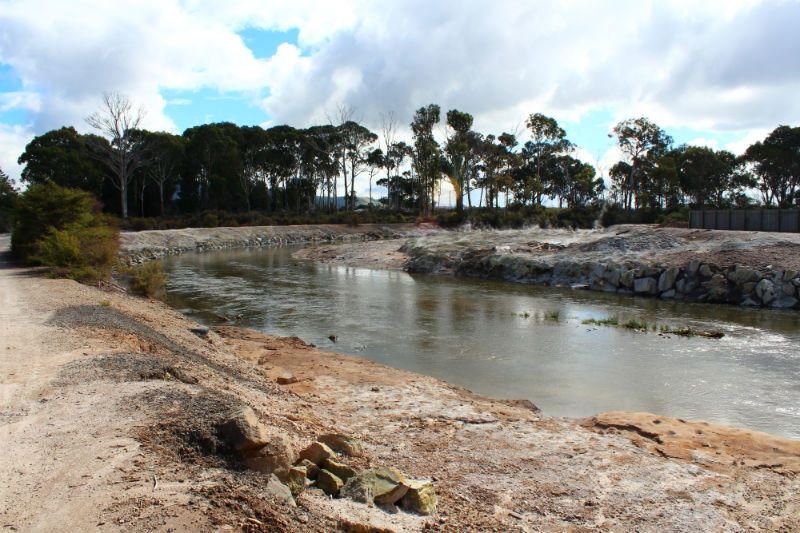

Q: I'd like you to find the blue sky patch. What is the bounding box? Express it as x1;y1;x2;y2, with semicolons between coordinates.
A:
162;87;269;133
237;27;300;59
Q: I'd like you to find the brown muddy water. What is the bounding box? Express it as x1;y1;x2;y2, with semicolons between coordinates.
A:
162;245;800;439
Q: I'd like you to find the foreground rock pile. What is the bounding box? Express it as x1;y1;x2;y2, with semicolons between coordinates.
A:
217;408;437;516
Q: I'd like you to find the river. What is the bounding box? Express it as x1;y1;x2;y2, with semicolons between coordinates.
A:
162;245;800;439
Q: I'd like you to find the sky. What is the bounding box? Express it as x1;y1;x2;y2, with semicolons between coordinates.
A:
1;0;799;199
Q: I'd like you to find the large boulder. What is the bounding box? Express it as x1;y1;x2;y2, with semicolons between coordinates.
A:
633;277;658;295
217;407;269;452
755;279;777;305
265;474;296;507
730;265;761;284
658;267;680;292
316;469;344;496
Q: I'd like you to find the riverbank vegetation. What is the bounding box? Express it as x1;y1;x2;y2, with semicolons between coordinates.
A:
582;316;724;338
10;183;119;282
8;93;799;232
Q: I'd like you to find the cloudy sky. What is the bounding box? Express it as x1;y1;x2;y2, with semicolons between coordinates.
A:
1;0;799;196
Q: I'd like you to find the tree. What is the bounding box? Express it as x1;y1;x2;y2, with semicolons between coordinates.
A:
17;127;107;196
85;93;147;218
339;121;377;209
411;104;443;214
525;113;571;206
444;109;480;211
141;131;185;215
611;117;672;210
743;125;800;207
0;167;17;232
674;146;740;208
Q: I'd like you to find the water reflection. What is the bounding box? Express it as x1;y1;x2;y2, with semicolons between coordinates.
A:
163;246;800;439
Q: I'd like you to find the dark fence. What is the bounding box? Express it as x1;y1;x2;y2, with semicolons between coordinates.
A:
689;209;800;232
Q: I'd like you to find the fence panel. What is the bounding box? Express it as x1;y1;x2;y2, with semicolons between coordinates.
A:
689;209;799;233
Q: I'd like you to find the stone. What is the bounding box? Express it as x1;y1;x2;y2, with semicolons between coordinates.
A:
698;264;713;278
242;432;296;476
658;267;680;292
317;433;365;457
782;282;796;297
276;374;299;385
322;458;357;483
286;466;309;496
633;277;658;295
687;260;701;276
660;289;676;299
620;270;635;289
341;467;407;505
316;469;344;496
605;268;622;287
783;270;799;282
299;459;320;479
741;281;757;295
190;326;209;337
265;474;296;507
741;297;760;307
755;279;776;305
771;297;799;309
297;441;335;466
218;407;269;452
675;278;696;294
793;278;800;288
399;479;437;515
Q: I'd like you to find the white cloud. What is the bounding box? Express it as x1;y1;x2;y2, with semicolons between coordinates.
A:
0;0;798;190
0;124;33;182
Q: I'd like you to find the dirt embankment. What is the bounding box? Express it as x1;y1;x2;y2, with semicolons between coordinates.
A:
295;225;800;310
120;223;443;264
2;233;800;532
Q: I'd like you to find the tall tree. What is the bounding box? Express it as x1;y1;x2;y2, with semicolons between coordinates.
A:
525;113;571;206
141;131;185;215
85;93;147;218
411;104;443;214
444;109;480;211
743;125;800;207
0;167;17;232
611;117;672;210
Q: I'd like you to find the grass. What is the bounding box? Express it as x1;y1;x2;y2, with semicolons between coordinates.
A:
99;299;111;307
545;310;561;322
582;316;724;338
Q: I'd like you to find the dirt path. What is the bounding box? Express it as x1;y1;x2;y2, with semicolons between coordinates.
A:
2;234;800;532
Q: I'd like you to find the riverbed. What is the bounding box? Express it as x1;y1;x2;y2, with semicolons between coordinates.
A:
163;245;800;439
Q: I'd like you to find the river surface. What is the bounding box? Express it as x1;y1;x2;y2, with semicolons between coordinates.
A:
162;245;800;439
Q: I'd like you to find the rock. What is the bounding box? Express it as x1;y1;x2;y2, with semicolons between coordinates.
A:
265;474;296;507
317;433;365;457
620;270;635;289
793;278;800;288
675;278;697;294
782;282;796;297
299;459;320;480
731;265;761;284
242;432;296;476
783;270;799;282
297;441;336;466
399;479;437;516
771;297;798;309
633;277;658;295
699;264;713;278
316;469;344;496
755;279;776;305
328;335;338;343
218;407;269;452
322;458;357;483
658;268;680;292
741;297;760;307
341;467;408;505
687;260;701;276
276;374;299;385
741;281;757;295
190;325;209;337
286;466;309;496
605;268;622;287
660;289;676;299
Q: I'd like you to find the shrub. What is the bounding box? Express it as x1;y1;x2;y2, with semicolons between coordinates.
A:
128;261;166;298
12;183;119;283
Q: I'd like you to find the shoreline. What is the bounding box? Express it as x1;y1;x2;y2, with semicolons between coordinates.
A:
3;232;800;530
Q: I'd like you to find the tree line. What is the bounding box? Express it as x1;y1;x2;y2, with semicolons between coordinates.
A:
6;93;800;224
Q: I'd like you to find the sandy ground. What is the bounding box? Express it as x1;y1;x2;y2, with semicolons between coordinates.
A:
2;233;800;532
293;225;800;273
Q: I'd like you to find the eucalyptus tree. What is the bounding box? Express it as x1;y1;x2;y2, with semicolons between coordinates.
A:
85;93;148;218
0;166;16;232
262;125;300;211
140;131;185;215
524;113;571;206
444;109;482;212
338;121;378;209
611;117;672;211
743;125;800;207
181;122;242;212
411;104;443;214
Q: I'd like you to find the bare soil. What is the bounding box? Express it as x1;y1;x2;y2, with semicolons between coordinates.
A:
2;234;799;532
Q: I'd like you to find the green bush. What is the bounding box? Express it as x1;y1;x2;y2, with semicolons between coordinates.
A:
12;183;119;283
129;261;166;298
